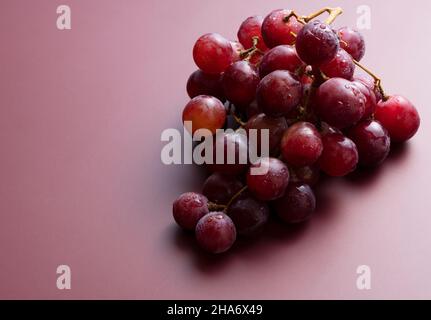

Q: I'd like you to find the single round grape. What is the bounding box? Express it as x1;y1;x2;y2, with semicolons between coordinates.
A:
207;131;249;176
295;20;339;66
230;40;244;62
338;27;365;61
182;95;226;136
195;212;236;254
247;157;289;201
319;133;359;177
227;193;270;236
261;9;303;48
289;166;320;186
274;184;316;224
320;48;355;80
222;61;260;107
186;70;224;101
173;192;209;230
245;113;288;156
352;80;377;119
193;33;235;74
237;15;268;51
256;70;302;117
259;45;304;78
348;120;390;167
314;78;365;129
374;95;420;142
202;172;244;205
281;122;323;167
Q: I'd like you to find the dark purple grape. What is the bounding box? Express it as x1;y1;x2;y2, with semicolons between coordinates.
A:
314;78;365;129
193;33;235;74
186;70;224;101
256;70;302;117
227;194;270;236
247;157;289;201
222;61;260;107
348;120;390;167
173;192;209;230
259;45;304;78
261;9;303;48
274;184;316;224
202;172;244;205
245;113;288;156
237;16;268;51
320;48;355;80
195;212;236;254
295;20;339;66
280;122;323;167
338;27;365;61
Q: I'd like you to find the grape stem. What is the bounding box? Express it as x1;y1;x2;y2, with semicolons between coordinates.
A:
232;112;246;127
208;202;227;212
224;186;248;213
285;7;343;25
353;59;388;100
240;36;265;61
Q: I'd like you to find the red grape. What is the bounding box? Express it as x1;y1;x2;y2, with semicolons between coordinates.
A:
274;183;316;224
296;20;339;66
281;122;323;167
319;133;359;177
374;95;420;142
195;212;236;254
193;33;235;74
182;95;226;136
320;48;355;80
259;45;304;78
289;166;320;186
227;193;270;236
247;157;289;201
186;70;224;101
230;40;244;62
338;27;365;61
352;79;377;119
202;172;244;205
256;70;302;117
314;78;365;129
262;9;303;48
222;61;260;107
207;131;249;176
173;192;209;230
237;16;268;51
348;120;390;166
245;113;288;156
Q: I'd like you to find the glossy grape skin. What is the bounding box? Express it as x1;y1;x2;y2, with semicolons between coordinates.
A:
354;73;383;102
259;45;304;78
338;27;365;61
193;33;235;74
262;9;303;48
320;48;355;80
319;133;359;177
296;20;339;66
186;70;224;101
348;120;390;167
281;122;323;167
173;192;209;230
207;131;249;176
352;80;377;119
314;78;365;129
374;95;420;142
230;41;244;62
237;16;268;51
274;184;316;224
256;70;303;117
247;157;289;201
245;113;288;156
227;193;270;236
195;212;236;254
222;61;260;107
182;95;226;136
202;172;244;205
289;166;320;187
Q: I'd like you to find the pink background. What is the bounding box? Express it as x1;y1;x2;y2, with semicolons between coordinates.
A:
1;0;430;299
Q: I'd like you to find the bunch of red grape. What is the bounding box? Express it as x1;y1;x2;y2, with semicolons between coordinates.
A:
173;7;421;254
